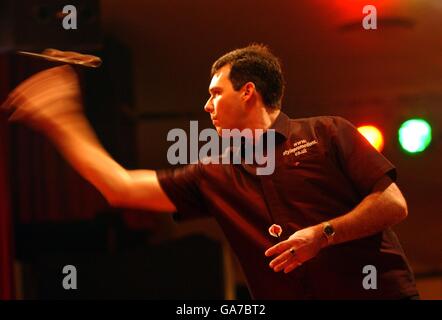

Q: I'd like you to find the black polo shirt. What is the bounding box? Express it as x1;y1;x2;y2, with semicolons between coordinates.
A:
156;112;418;299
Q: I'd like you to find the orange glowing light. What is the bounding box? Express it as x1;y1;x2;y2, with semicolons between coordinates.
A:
357;125;384;152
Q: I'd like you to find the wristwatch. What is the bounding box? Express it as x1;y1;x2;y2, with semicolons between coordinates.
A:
322;221;335;245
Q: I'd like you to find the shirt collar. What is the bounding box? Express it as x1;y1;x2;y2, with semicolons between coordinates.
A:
268;111;290;140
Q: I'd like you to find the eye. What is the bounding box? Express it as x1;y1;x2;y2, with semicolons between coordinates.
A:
209;89;222;98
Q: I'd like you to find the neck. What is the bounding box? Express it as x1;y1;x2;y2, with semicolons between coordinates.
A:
240;106;280;143
248;106;280;131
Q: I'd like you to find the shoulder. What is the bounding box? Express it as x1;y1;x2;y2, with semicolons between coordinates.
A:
286;115;353;135
288;115;350;126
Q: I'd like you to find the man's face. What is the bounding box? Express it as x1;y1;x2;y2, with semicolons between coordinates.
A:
204;65;246;135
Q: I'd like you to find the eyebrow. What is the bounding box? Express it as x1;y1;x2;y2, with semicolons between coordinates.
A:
209;86;222;94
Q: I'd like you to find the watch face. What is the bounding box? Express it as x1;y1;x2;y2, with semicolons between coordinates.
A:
324;225;334;236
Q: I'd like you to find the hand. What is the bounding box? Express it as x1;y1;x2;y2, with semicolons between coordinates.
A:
265;224;326;274
0;65;84;134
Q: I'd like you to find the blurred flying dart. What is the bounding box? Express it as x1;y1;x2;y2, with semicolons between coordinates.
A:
17;48;102;68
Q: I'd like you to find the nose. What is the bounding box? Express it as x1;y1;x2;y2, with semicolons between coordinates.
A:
204;98;213;113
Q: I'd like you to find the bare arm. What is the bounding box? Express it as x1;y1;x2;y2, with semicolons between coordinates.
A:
265;175;408;273
1;66;176;213
323;175;407;247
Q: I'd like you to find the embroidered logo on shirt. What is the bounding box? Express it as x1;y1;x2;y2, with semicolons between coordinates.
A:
283;139;318;157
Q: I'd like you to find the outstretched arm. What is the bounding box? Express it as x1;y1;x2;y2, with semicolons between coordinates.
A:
1;66;176;213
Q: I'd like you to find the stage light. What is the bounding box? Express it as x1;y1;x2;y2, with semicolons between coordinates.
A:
398;119;432;154
357;125;384;152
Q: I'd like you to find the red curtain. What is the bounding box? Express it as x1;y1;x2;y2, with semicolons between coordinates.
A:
9;124;109;223
0;55;14;300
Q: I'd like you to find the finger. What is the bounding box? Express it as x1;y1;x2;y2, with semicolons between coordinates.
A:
6;95;33;122
1;94;17;111
8;108;26;122
269;249;294;268
265;237;304;257
265;240;292;257
8;80;79;114
17;65;76;87
16;69;77;101
2;94;23;116
273;253;302;273
273;258;291;272
284;260;302;274
1;74;58;111
5;68;63;98
6;91;39;116
8;66;78;103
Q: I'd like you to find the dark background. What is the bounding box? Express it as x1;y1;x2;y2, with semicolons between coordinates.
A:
0;0;441;299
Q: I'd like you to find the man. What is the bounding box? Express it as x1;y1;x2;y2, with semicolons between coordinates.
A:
1;44;419;299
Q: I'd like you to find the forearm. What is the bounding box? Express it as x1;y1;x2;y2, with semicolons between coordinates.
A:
46;114;130;205
323;183;408;248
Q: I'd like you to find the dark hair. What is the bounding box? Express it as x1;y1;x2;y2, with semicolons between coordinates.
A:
211;44;285;109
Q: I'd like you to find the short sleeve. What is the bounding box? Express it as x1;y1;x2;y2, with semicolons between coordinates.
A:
156;163;209;221
330;117;397;197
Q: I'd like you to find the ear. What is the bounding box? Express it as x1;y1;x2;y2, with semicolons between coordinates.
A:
242;82;256;102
